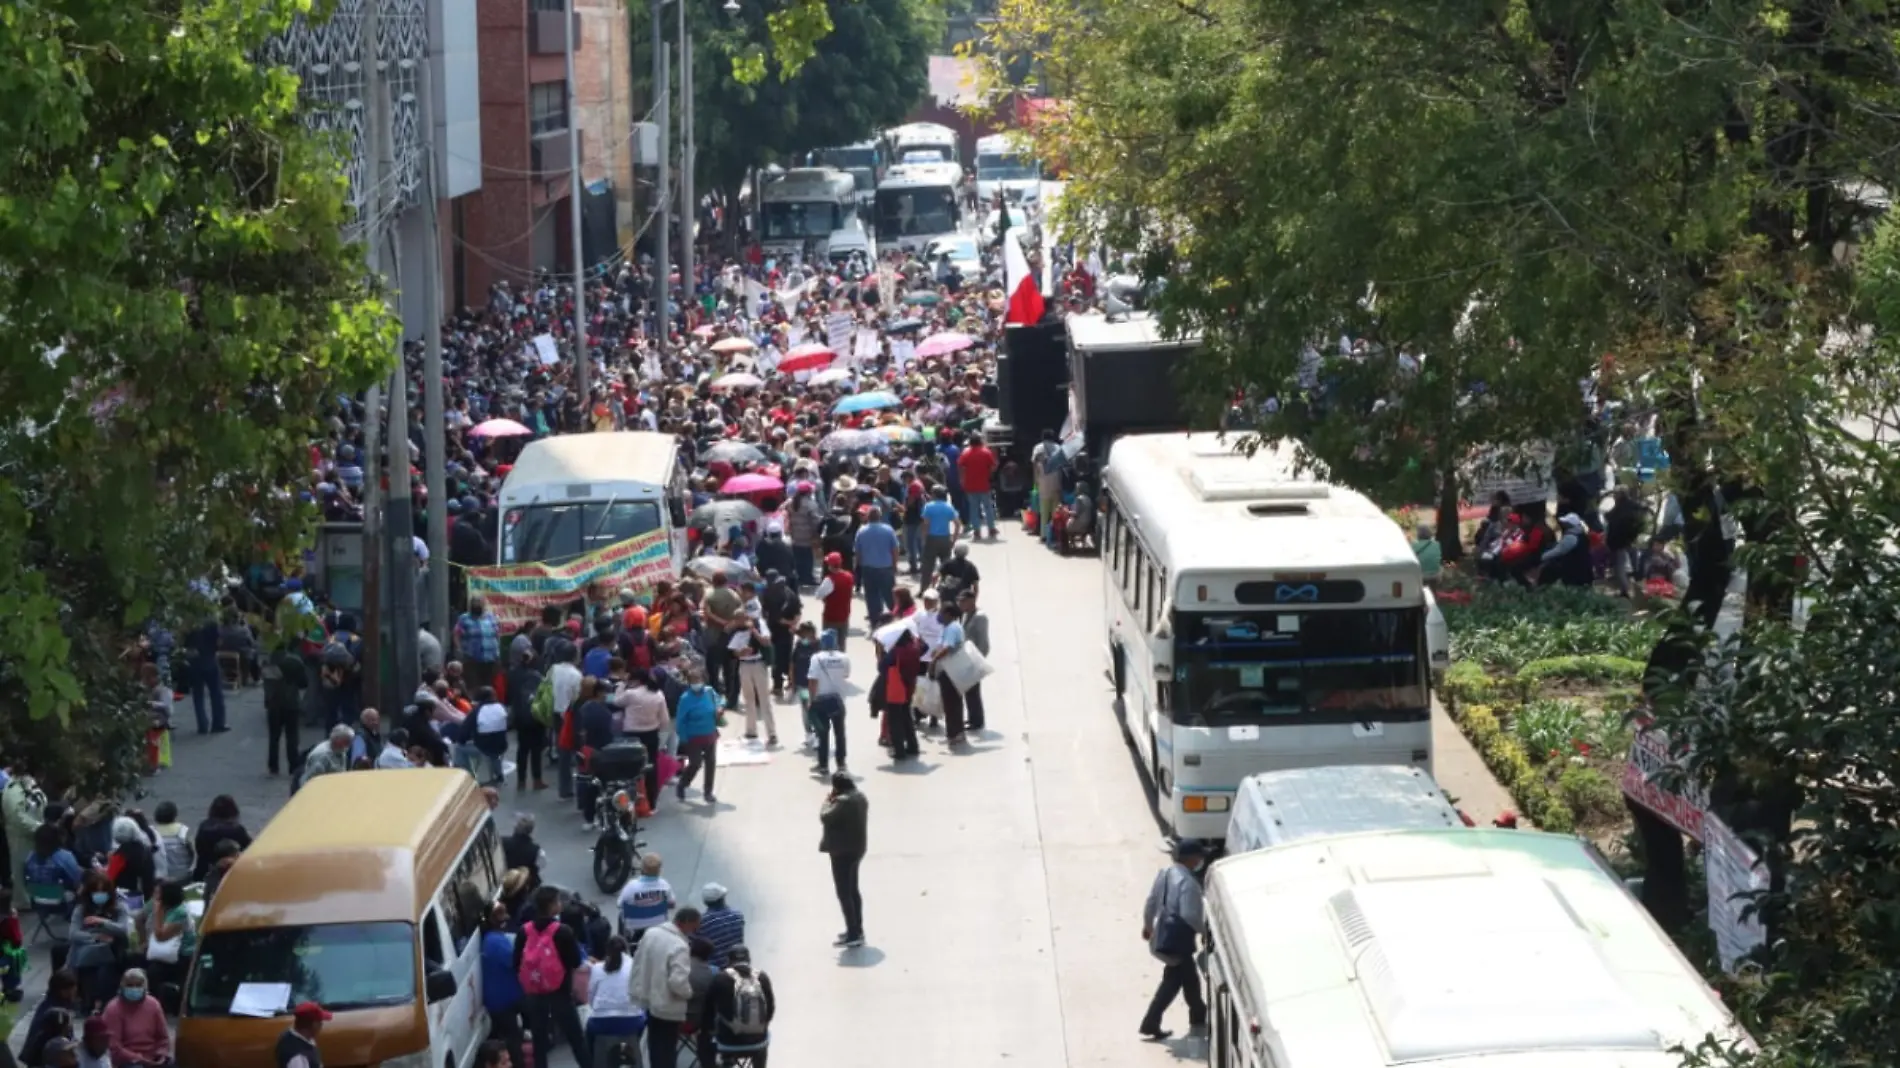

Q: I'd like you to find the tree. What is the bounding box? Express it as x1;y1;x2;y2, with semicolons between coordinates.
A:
0;0;393;797
691;0;936;225
987;0;1900;1060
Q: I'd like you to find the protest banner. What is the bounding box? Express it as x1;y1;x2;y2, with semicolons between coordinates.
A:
1621;722;1708;841
465;529;673;631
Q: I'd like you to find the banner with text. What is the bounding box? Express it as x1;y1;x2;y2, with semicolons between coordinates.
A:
1621;722;1709;841
465;530;673;631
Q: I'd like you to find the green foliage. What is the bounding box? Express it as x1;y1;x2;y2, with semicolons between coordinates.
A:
1439;660;1496;707
1556;765;1624;828
694;0;934;195
1516;655;1645;687
1453;703;1574;834
1513;698;1591;762
1452;620;1659;673
0;0;393;795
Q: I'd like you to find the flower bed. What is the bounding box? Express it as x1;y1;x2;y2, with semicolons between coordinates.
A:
1438;573;1656;841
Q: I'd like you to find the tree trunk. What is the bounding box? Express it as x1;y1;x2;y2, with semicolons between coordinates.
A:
1436;462;1464;562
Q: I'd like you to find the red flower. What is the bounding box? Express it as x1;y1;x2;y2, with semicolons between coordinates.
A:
1548;748;1561;760
1573;739;1593;756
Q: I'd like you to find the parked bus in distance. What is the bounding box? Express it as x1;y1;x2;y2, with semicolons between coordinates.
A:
1203;828;1750;1068
757;167;858;260
875;162;964;252
974;132;1041;205
885;121;960;166
498;431;691;571
813;140;884;213
1101;432;1432;841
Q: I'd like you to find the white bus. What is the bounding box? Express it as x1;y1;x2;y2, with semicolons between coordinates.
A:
1101;432;1432;841
758;167;858;260
1203;828;1749;1068
498;431;691;570
974;133;1041;205
812;139;884;212
874;162;964;252
885;121;959;166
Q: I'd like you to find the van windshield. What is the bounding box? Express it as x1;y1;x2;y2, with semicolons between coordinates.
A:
187;922;416;1016
501;500;662;564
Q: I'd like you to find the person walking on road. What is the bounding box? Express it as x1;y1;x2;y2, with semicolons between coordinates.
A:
628;907;700;1068
673;667;723;805
853;506;900;622
955;588;990;733
819;773;868;948
1138;840;1209;1041
454;596;504;692
262;641;309;776
807;630;851;775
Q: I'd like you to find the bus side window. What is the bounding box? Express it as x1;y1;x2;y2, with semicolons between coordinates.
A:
1134;552;1149;624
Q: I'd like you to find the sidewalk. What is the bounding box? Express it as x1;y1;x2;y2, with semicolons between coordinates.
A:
9;684;280;1049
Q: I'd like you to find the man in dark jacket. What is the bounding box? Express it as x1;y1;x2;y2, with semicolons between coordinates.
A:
754;524;796;587
700;945;775;1062
818;774;869;947
263;643;310;776
759;573;801;696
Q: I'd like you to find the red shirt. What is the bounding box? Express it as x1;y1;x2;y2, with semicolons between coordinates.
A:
958;445;999;494
821;568;856;623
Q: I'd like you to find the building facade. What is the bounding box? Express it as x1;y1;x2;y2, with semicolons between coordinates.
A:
461;0;633;304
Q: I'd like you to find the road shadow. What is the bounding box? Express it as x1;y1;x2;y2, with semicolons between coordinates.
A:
836;945;886;968
1113;695;1173;840
873;758;939;776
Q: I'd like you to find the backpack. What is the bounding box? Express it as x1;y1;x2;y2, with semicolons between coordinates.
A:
321;637;355;669
721;968;769;1036
530;674;557;727
518;921;565;995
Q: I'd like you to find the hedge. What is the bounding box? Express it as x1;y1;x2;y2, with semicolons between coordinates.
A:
1516;655;1645;686
1450;703;1577;833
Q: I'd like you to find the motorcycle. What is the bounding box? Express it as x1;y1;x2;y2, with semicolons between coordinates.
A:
586;740;651;894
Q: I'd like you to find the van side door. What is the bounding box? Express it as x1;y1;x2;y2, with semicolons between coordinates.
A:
434;817;505;1067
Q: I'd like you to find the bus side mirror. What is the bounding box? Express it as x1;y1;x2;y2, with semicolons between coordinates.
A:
425;968;458;1004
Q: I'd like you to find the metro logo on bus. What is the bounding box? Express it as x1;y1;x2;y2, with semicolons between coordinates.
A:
1274;584;1321;603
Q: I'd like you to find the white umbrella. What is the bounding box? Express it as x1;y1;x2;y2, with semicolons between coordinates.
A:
711;372;764;391
809;368;854;387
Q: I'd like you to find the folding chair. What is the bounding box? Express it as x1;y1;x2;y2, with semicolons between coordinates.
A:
23;881;69;945
715;1036;770;1067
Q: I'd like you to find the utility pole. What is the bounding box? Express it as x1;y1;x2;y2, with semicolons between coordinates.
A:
421;38;450;646
678;0;695;296
565;0;590;411
359;0;389;704
652;0;670;360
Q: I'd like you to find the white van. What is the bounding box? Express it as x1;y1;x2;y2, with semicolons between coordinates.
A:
1225;765;1463;853
1202;828;1751;1068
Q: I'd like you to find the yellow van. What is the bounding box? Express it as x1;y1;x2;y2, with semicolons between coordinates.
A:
176;769;503;1068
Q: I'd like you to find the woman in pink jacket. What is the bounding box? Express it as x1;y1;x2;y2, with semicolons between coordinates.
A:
101;967;173;1067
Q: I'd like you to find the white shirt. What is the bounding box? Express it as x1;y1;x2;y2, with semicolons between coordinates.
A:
814;577;834;599
809;650;851;696
376;746;416;769
914;613;945;661
551;662;585;714
589;958;644;1019
475;702;509;734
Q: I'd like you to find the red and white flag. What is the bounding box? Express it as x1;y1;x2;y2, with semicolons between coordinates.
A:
1004;231;1045;326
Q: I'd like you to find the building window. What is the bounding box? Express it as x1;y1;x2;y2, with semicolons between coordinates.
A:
530;82;569;135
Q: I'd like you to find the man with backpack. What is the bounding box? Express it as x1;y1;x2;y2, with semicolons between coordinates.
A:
700;945;775;1065
510;885;585;1068
628;906;700;1068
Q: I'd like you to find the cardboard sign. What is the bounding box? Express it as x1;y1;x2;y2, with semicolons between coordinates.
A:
1703;812;1767;972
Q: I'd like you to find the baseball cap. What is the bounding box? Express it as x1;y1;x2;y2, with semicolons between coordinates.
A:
294;1001;334;1023
702;882;728;904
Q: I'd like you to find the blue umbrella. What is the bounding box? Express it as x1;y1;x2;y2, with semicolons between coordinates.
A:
833;391;902;415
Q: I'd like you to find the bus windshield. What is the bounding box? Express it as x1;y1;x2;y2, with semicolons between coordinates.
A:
188;922;416;1016
502;500;663;564
897;144;954;164
977;152;1039;181
875;188;957;237
762;201;844;240
1171;609;1426;726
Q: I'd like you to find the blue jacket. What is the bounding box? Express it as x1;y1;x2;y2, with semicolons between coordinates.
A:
675;685;721;740
481;930;523;1012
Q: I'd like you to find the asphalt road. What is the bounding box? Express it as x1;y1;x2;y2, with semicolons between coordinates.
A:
13;523;1513;1067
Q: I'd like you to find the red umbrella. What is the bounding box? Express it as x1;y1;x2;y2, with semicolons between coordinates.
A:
777;349;837;374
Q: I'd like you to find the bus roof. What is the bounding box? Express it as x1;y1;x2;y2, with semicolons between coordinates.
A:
761;168;855;202
205;770;489;929
1068;312;1200;353
975;133;1019;154
889;122;957;145
1207;828;1748;1067
500;432;677;502
877;164;961;191
1102;432;1416;577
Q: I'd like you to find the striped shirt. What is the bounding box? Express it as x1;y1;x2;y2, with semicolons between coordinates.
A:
697;903;747;968
617;875;675;931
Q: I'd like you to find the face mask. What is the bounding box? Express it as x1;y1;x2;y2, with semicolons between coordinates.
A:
121;987;146;1002
91;892;110;905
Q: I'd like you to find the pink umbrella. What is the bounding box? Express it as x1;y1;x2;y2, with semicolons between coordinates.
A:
692;324;718;338
721;473;785;495
468;417;533;438
915;331;976;359
711;337;756;354
785;342;835;359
